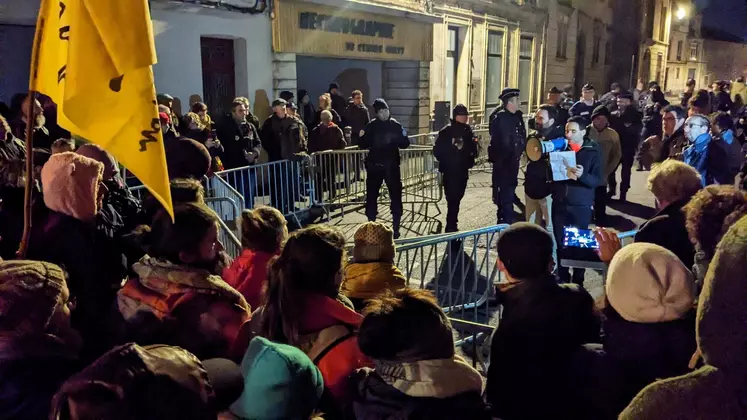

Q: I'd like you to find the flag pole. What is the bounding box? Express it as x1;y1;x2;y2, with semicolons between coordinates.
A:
16;91;37;258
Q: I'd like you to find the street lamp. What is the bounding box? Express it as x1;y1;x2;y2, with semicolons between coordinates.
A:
676;7;687;20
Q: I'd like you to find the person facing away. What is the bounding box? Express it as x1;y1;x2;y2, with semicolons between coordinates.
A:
255;225;371;411
599;81;622;112
620;214;747;420
297;89;317;129
688;89;712;117
359;98;410;238
486;223;602;420
352;288;491;420
0;260;82;420
309;109;346;154
524;104;565;228
708;112;744;185
224;206;288;311
589;105;622;226
433;104;477;232
328;82;347;123
342;222;407;311
681;78;697;108
117;203;251;360
609;91;643;202
345;90;371;146
601;243;697;415
551;116;604;284
683;114;713;186
216;100;262;170
488;87;526;224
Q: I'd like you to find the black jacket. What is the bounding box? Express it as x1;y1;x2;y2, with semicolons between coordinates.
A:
640;103;663;145
713;90;733;113
215;117;262;170
486;277;602;420
612;106;644;157
259;114;307;162
658;127;688;162
524;124;565;199
552;138;604;207
488;107;526;168
602;306;696;414
359;117;410;166
708;129;743;185
330;93;347;123
345;103;371;145
297;89;317;128
432;121;477;175
635;199;696;268
308;122;346;154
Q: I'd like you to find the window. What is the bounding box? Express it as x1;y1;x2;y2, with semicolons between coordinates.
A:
659;6;668;41
690;43;698;60
592;25;601;65
687;68;696;81
445;26;459;107
485;31;504;108
518;36;534;113
676;40;683;61
656;52;664;86
675;67;680;79
645;0;655;38
556;14;569;58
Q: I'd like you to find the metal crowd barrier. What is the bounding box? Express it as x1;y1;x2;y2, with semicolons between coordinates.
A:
217;216;242;260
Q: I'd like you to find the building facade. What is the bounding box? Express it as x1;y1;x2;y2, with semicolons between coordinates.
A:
636;0;673;88
664;7;706;95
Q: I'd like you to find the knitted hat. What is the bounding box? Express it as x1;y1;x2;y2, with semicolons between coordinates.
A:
41;151;104;221
591;105;611;120
231;336;324;420
453;104;469;118
353;222;396;263
606;243;695;323
165;138;211;180
329;82;340;91
373;98;389;112
0;260;66;333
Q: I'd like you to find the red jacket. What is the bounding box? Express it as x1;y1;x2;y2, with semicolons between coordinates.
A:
223;249;275;311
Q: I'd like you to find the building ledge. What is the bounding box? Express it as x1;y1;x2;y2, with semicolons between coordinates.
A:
299;0;441;23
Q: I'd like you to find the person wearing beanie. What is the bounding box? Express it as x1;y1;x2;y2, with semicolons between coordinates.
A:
328;82;347;121
231;336;324;420
342;222;407;311
602;243;697;414
0;260;82;420
620;215;747;420
569;83;600;126
433;104;478;232
353;288;491;419
165;136;212;180
486;222;603;420
50;343;244;420
28;152;127;361
589;105;622;225
610;90;643;201
359;98;410;238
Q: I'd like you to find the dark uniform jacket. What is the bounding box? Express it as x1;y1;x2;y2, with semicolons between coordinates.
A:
215;117;262;170
552;138;604;207
569;100;600;125
612;106;644;157
359;117;410;166
433;121;477;175
524;124;565;200
488;107;526;174
259;114;307;162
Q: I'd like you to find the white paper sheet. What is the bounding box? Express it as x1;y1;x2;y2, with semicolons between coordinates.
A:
549;151;577;181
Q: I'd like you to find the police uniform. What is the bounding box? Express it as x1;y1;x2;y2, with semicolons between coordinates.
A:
569;84;600;127
359;98;410;238
610;92;643;201
488;88;526;224
433;104;478;232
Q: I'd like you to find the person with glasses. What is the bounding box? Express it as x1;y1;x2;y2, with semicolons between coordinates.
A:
657;105;689;162
683;114;713;186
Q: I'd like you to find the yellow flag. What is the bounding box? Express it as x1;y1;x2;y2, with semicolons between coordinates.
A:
30;0;173;218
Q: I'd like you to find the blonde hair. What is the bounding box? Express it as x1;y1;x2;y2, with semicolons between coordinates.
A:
647;160;703;204
319;93;331;110
184;112;206;130
0;114;10;136
239;206;287;253
233;97;251;108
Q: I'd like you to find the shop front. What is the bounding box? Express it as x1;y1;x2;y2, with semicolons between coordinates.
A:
271;0;436;134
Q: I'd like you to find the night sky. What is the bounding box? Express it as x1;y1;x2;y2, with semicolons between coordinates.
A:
694;0;747;41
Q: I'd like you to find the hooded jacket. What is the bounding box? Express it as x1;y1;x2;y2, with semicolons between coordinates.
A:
552;137;604;207
620;215;747;420
117;256;250;360
683;132;712;186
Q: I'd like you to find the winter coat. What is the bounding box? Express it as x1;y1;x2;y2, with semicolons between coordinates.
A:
359;117;410;167
589;125;623;178
641;103;664;144
620;215;747;420
117;256;251;360
352;358;491;420
259;114;308;162
298;90;317;128
713;90;733;113
432;121;477;176
342;262;407;311
524;124;565;199
309;121;347;154
599;91;619;112
552;137;604;207
0;334;80;420
684;133;712;186
488;107;526;178
223;248;275;311
10;118;55;150
612;106;644;157
486;276;603;420
569;100;601;125
346;103;371;145
635;199;696;268
313;108;342;128
680;89;694;108
708;129;743;185
330;93;348;123
215;117;262;170
602;305;696;414
659;127;688;162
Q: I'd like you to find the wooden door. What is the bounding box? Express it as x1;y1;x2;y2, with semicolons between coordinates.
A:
201;37;236;117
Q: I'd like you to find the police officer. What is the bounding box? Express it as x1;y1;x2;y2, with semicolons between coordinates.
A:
433;104;478;232
359;98;410;238
569;84;600;126
524;105;565;228
488;88;526;224
610;91;643;202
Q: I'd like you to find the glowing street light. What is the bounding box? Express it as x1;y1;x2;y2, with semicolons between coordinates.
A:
676;7;687;20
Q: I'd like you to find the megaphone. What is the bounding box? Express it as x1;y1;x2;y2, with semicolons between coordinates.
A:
526;137;568;162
